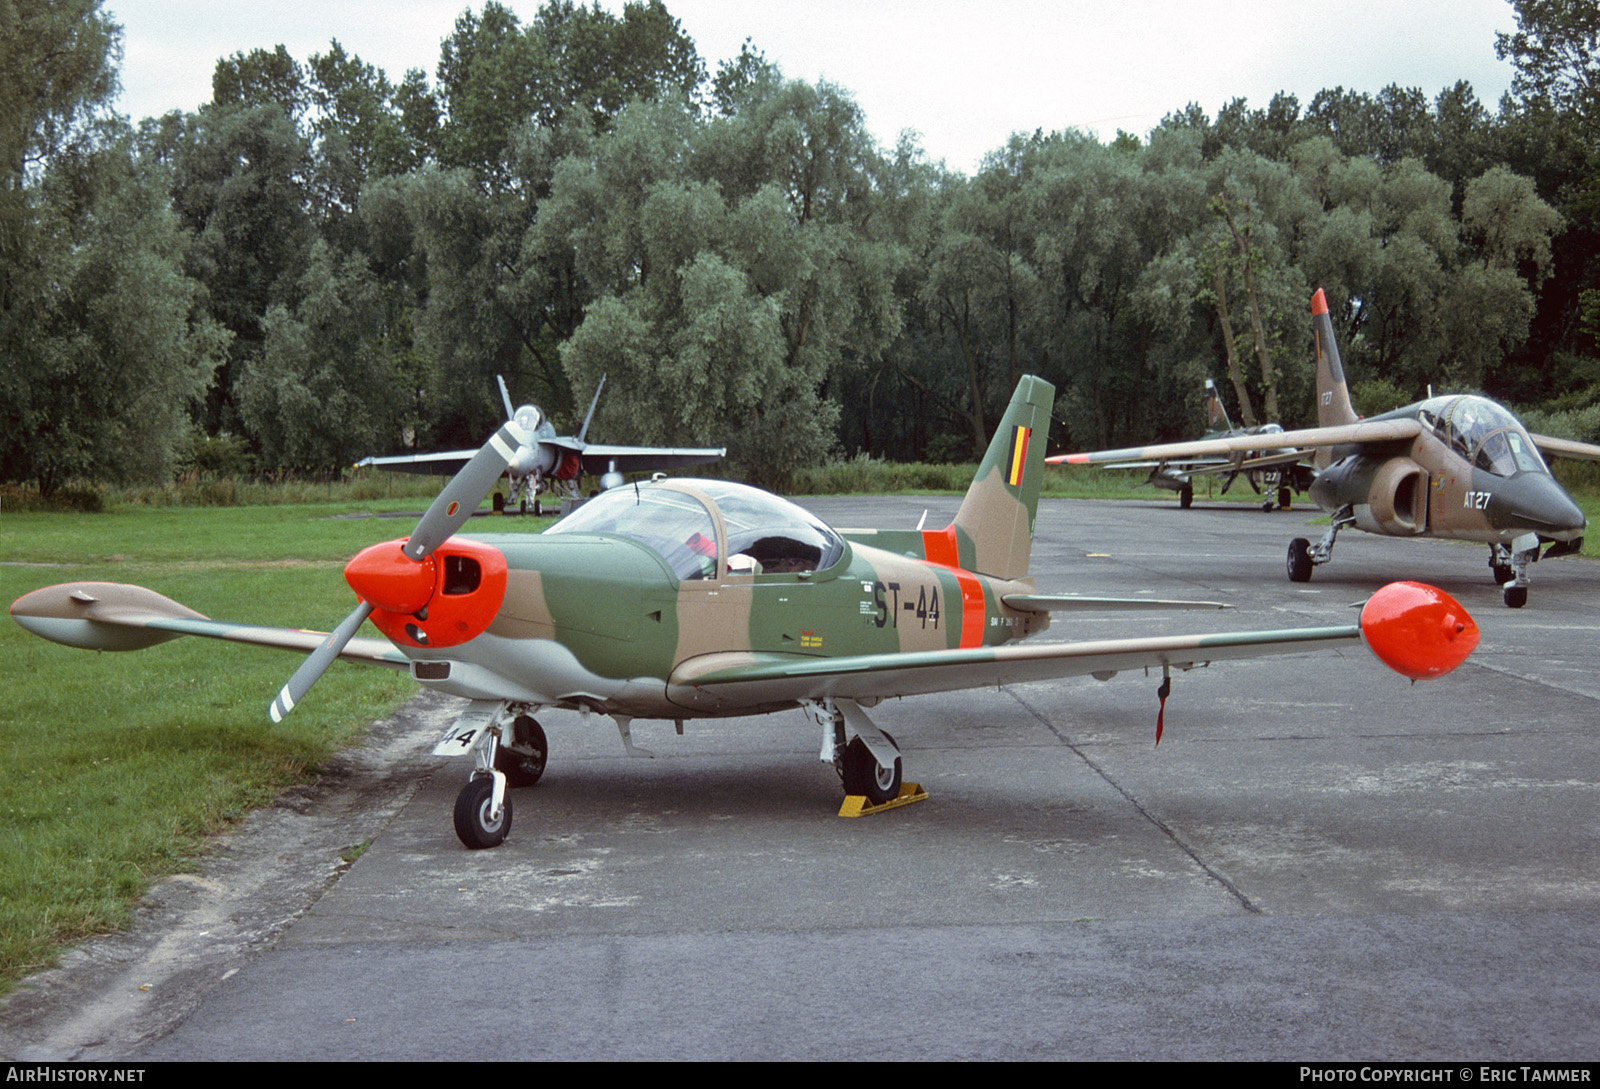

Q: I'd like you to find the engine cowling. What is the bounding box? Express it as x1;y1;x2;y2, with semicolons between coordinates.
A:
1358;457;1429;536
344;537;507;649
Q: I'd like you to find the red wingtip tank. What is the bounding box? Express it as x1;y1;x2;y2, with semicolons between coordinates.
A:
1359;582;1480;680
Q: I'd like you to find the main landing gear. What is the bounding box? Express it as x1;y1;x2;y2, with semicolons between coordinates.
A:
1287;505;1354;583
807;699;906;806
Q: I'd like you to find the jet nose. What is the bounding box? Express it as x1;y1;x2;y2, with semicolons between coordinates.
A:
1487;473;1587;539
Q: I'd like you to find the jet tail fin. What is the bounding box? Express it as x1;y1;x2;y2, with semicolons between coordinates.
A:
1205;379;1233;431
928;375;1054;580
1312;289;1358;428
497;375;517;421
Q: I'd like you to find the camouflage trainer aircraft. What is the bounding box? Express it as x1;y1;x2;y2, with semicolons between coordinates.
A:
11;377;1481;850
1095;379;1313;511
1051;289;1600;608
357;374;726;514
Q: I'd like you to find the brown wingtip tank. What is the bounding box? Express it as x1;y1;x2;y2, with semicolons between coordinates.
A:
13;376;1479;849
1051;287;1600;607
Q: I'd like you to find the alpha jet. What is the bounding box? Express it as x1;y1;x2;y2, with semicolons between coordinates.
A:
358;375;726;514
1100;379;1313;511
12;377;1481;850
1052;289;1600;607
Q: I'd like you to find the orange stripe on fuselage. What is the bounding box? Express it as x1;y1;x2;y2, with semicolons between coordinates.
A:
921;526;986;648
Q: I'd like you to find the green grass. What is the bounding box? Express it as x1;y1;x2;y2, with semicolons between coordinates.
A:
0;503;422;990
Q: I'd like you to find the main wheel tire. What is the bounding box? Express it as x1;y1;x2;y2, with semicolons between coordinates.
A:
492;492;505;514
495;715;548;788
1504;585;1528;609
1179;484;1193;510
1278;485;1292;509
453;776;512;849
1287;537;1314;582
841;734;902;806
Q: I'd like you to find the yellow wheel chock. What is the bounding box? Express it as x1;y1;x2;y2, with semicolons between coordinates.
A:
838;782;927;817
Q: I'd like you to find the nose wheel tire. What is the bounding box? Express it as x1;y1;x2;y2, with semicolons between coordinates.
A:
1504;585;1528;608
1287;537;1314;582
454;776;512;849
841;735;902;806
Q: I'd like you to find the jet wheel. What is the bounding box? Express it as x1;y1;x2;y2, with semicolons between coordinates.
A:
1287;538;1314;582
453;776;512;849
1179;484;1193;509
1492;563;1514;585
1278;485;1292;509
1504;585;1528;609
841;733;902;806
495;715;548;788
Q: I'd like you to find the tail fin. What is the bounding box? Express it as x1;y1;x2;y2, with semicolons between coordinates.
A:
1312;288;1358;428
927;376;1054;580
1204;378;1233;431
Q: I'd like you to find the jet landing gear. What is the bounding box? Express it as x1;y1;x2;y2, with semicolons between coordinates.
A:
1489;539;1538;608
1288;506;1354;583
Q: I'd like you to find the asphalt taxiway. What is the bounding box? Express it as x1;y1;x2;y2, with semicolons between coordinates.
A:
4;496;1597;1060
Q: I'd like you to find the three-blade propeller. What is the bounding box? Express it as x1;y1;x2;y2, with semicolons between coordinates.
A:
269;420;528;722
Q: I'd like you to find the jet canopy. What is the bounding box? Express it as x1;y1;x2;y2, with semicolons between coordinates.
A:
1412;395;1548;478
546;478;845;581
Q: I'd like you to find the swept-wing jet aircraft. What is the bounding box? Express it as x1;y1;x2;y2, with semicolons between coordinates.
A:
1051;289;1600;607
12;377;1480;850
1095;380;1312;511
357;375;725;514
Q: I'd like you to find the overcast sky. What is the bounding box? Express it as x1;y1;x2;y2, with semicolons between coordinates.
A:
107;0;1523;175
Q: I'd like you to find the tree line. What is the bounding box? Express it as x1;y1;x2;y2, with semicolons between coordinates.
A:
3;0;1597;495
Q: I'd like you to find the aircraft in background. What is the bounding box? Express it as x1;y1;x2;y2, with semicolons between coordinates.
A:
1091;379;1313;511
357;375;725;514
1051;289;1600;607
12;376;1480;850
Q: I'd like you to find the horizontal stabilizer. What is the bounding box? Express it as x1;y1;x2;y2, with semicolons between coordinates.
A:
1002;594;1229;612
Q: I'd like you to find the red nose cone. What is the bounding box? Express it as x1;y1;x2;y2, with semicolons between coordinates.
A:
1360;581;1479;680
344;539;436;615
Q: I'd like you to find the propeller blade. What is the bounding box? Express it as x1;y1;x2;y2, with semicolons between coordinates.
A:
403;420;528;561
272;419;525;720
269;601;375;722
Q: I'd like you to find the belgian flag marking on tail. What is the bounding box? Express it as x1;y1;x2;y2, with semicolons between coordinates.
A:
1008;426;1031;487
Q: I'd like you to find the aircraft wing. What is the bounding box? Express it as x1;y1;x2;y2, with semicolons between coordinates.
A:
668;624;1370;707
569;443;727;474
355;450;475;477
1530;433;1600;463
669;580;1476;707
10;583;410;668
1049;418;1422;466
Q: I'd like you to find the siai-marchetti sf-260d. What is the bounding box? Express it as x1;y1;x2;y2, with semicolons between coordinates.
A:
12;377;1480;849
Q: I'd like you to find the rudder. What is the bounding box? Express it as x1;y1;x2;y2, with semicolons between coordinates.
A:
1312;288;1358;429
928;375;1054;580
